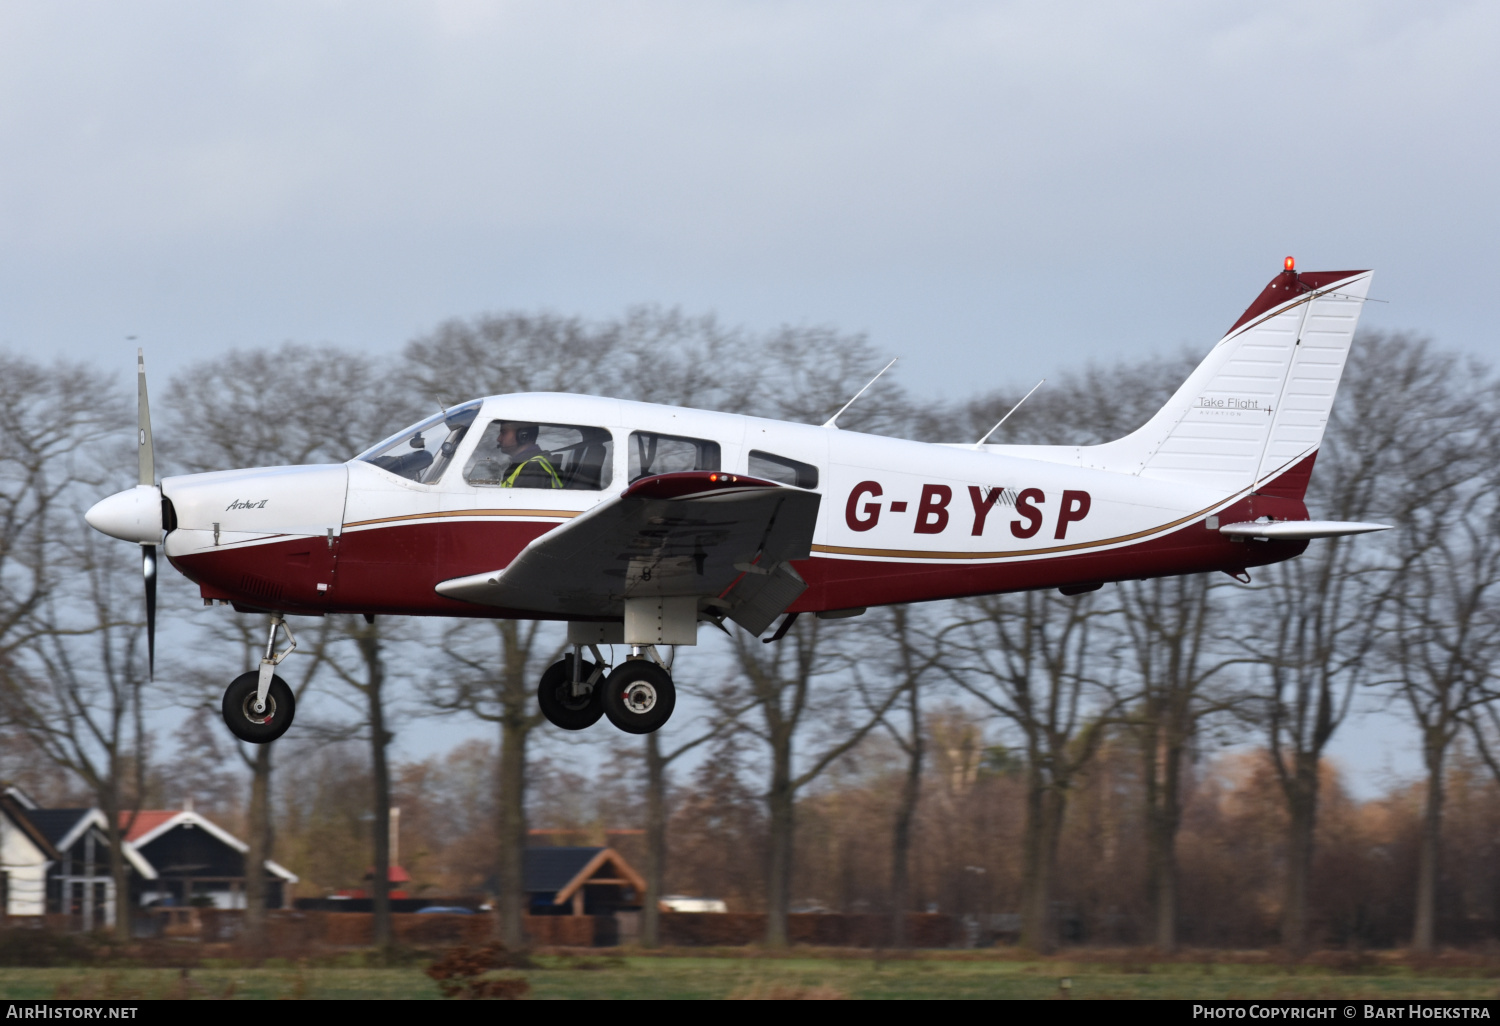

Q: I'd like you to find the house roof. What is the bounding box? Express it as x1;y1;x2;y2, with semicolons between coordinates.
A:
523;847;645;906
0;794;59;861
121;810;180;844
23;809;92;849
2;786;38;811
14;808;157;879
119;810;298;883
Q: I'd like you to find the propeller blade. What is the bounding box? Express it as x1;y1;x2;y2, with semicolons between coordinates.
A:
137;348;154;488
143;543;157;680
138;350;158;679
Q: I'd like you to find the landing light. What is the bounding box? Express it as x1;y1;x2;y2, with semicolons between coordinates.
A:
1284;256;1295;272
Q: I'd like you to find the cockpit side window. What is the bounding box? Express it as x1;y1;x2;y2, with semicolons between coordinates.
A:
628;432;721;482
464;421;615;490
748;450;819;489
357;401;481;484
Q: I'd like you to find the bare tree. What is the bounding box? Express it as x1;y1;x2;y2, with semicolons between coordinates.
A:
947;587;1122;952
0;533;148;939
855;604;943;948
640;694;742;948
731;616;902;946
317;615;407;948
402;306;905;433
172;615;332;944
403;307;903;948
162;343;422;470
1384;399;1500;953
163;344;420;945
1118;573;1245;951
0;355;124;663
424;617;563;946
1247;333;1472;954
0;355;139;937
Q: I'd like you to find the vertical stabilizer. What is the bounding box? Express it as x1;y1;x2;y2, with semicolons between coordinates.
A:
1069;267;1372;496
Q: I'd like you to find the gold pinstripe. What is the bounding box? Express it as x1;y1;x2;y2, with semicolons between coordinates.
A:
343;508;582;528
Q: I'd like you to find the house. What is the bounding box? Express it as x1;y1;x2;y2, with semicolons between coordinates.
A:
0;790;59;919
524;847;644;917
0;789;298;927
0;788;144;929
121;809;298;910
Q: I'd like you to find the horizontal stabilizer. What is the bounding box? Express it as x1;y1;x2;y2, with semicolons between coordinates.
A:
1218;520;1391;541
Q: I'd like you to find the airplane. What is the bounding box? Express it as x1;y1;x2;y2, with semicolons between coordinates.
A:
85;258;1389;744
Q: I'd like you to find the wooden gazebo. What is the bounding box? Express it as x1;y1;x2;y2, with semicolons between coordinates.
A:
523;847;645;916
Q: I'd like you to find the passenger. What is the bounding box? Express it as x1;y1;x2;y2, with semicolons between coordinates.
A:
497;422;562;488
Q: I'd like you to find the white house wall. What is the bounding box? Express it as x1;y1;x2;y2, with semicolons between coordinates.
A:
0;814;49;916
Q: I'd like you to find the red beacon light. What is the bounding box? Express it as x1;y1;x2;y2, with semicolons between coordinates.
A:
1284;256;1296;272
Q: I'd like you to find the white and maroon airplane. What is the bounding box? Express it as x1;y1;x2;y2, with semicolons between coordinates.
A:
86;259;1387;743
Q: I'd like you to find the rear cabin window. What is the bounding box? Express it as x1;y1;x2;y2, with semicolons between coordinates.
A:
748;450;819;489
628;432;721;482
463;421;614;490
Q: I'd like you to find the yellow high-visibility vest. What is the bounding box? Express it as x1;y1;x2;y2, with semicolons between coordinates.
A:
502;453;563;489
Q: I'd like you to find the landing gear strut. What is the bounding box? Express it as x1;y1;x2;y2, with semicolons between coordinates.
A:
221;615;297;744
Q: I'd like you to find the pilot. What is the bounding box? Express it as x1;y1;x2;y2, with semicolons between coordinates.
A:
497;422;562;488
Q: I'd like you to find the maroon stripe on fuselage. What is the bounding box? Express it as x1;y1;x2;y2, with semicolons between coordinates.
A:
798;504;1302;609
171;459;1318;618
788;494;1304;611
172;518;561;618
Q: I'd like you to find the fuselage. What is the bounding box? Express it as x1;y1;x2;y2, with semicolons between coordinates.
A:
156;391;1308;620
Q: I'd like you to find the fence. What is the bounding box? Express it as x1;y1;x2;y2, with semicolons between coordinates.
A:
2;909;966;949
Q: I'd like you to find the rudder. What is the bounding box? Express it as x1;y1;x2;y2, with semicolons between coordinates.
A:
1084;265;1372;497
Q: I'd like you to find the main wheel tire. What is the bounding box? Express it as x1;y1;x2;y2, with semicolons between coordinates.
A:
537;656;604;730
221;670;296;744
601;660;676;735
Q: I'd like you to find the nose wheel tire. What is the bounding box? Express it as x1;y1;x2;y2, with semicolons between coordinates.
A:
601;661;676;735
221;671;296;744
537;656;604;730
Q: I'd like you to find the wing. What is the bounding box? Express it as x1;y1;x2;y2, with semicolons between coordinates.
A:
434;471;822;635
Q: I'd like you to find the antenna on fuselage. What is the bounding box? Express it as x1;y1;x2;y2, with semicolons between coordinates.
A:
972;378;1045;449
822;358;898;429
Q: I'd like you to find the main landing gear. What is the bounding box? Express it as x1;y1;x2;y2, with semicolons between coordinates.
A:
222;615;298;744
537;652;605;731
537;645;677;735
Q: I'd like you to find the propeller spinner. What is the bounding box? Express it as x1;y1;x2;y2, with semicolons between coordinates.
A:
84;349;163;677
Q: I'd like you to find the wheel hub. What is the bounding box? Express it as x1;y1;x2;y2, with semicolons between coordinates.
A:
622;681;657;714
240;693;277;725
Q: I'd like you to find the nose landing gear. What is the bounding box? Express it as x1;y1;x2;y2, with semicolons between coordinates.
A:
222;615;298;744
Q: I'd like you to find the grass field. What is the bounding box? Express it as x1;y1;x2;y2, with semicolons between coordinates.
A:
4;950;1500;1000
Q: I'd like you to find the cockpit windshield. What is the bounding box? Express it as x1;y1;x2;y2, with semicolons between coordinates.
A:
356;400;482;484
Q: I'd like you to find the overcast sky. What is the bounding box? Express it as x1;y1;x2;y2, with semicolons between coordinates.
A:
2;1;1495;405
8;2;1490;791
